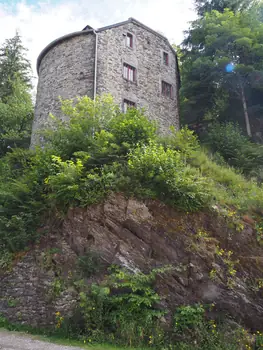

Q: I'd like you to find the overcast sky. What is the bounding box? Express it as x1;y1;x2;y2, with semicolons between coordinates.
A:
0;0;196;84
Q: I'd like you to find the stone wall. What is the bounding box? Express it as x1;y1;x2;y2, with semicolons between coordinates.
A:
0;239;78;327
96;22;180;133
31;33;95;145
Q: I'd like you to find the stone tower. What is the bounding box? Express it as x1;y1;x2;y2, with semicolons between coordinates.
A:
31;18;180;145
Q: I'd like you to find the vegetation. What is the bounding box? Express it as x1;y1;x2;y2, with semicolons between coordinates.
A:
1;95;263;257
0;270;258;349
0;33;33;156
2;3;263;349
205;122;263;178
181;0;263;139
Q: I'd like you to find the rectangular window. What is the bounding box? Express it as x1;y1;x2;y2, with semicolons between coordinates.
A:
126;33;133;48
123;63;136;82
162;81;172;98
123;99;136;113
163;52;169;65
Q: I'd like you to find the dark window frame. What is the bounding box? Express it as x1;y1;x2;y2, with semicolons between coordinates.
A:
126;33;133;48
123;63;136;82
163;52;169;65
123;99;136;112
161;81;172;98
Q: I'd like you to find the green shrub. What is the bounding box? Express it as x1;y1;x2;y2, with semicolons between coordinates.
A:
127;141;210;211
190;149;263;212
1;94;263;256
73;266;169;347
160;126;200;158
77;250;102;278
108;107;157;150
205;122;263;178
43;95;156;164
172;304;243;350
174;304;205;332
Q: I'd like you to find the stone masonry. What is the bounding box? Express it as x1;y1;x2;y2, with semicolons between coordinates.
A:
31;18;180;146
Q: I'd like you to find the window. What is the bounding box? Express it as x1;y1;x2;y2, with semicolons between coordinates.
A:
123;99;136;113
163;52;169;65
123;63;136;82
162;81;172;98
126;33;133;48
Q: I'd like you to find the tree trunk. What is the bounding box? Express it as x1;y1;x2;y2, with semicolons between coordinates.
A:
240;84;252;137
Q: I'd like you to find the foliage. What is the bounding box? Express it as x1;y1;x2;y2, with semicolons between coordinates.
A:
0;250;13;271
0;33;33;156
194;0;254;17
43;95;156;165
189;148;263;211
71;266;170;347
0;77;33;156
77;251;102;278
127;141;210;211
1;95;263;255
172;304;246;349
205;122;263;178
0;32;32;101
108;108;157;151
159;127;200;158
181;4;263;138
174;304;205;332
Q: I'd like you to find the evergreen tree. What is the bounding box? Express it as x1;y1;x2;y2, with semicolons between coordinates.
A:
0;77;33;155
195;0;254;17
180;5;263;137
0;32;32;101
0;33;33;155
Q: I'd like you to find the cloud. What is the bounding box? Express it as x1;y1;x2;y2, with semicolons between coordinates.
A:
0;0;196;85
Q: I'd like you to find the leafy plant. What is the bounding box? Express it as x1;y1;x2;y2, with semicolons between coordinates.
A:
205;122;263;178
73;266;171;346
174;304;205;332
77;250;102;278
127;141;210;211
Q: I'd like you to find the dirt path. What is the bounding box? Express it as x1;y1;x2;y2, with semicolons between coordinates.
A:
0;330;84;350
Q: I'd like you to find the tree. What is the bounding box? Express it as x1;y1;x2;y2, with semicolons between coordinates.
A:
0;77;34;156
0;32;32;101
195;0;254;17
180;6;263;138
0;33;33;155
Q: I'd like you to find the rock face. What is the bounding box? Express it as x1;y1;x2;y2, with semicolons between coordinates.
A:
1;194;263;330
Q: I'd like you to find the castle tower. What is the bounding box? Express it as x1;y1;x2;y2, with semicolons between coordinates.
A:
31;18;180;145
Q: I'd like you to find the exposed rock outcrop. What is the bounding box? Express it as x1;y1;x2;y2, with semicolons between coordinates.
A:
1;193;263;330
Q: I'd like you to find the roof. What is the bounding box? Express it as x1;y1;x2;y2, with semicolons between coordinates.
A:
82;17;177;58
37;18;180;85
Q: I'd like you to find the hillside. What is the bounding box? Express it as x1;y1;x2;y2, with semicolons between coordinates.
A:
1;96;263;349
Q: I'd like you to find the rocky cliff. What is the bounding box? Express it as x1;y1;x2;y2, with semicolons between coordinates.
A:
1;193;263;330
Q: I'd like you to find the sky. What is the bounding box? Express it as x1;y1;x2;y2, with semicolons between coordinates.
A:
0;0;196;84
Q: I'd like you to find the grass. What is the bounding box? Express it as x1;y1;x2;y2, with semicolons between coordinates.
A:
190;149;263;212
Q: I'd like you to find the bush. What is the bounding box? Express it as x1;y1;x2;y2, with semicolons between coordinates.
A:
127;141;210;211
172;304;244;350
2;95;263;255
205;122;263;178
43;95;156;164
73;266;168;347
190;149;263;212
159;126;200;158
174;304;205;332
77;250;102;278
108;107;157;150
